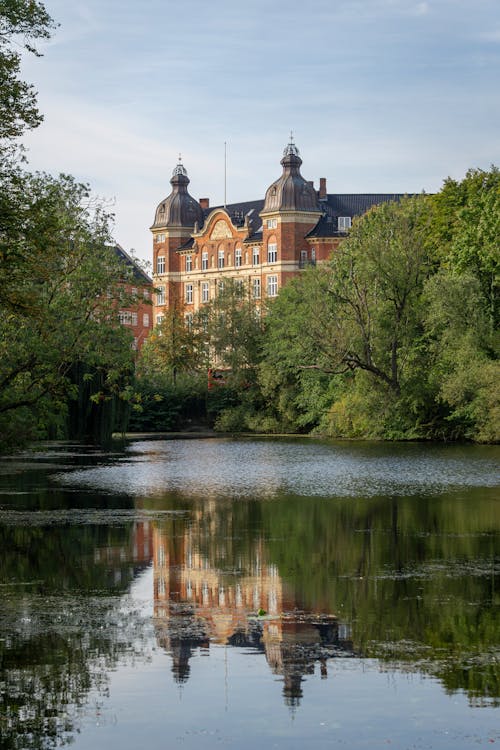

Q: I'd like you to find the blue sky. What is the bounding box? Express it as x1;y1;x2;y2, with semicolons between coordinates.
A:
21;0;500;263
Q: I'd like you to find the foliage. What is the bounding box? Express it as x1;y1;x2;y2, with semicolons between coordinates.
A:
428;166;500;329
196;278;265;378
0;0;56;144
128;372;207;432
0;167;136;448
137;302;202;385
259;181;498;443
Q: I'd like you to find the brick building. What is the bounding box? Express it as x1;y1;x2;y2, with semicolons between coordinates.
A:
151;139;404;324
113;244;153;351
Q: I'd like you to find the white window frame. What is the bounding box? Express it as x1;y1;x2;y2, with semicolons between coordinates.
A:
218;248;225;269
202;251;208;270
131;312;138;326
185;283;193;304
201;281;210;303
252;277;261;299
267;275;278;297
156;256;165;274
119;310;132;325
235;247;242;267
156;286;165;305
143;313;150;327
267;242;278;263
266;218;277;229
186;255;192;272
156;314;164;327
252;246;260;266
338;216;352;231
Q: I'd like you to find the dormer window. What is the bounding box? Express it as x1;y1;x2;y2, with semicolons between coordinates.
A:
338;216;352;231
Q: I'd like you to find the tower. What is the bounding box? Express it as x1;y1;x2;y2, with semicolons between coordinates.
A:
151;160;204;323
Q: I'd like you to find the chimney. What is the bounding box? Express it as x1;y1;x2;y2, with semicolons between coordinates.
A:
199;198;210;210
319;177;327;200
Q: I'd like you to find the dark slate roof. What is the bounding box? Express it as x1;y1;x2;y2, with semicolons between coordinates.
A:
113;244;152;284
306;193;407;238
205;199;264;239
176;237;195;252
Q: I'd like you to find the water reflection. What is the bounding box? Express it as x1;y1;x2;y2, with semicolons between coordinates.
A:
0;439;499;750
152;515;355;706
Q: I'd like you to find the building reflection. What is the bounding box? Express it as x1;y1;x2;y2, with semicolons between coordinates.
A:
152;510;354;707
92;519;153;587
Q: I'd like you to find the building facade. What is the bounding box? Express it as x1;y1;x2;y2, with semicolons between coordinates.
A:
113;244;153;351
151;140;404;325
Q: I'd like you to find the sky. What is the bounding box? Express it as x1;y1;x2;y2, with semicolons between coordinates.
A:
20;0;500;264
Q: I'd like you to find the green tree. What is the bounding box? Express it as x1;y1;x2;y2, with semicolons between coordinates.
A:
137;301;201;385
428;166;500;329
0;170;136;447
261;196;436;437
198;279;264;381
0;0;55;144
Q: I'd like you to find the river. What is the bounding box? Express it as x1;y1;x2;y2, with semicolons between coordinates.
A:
0;437;499;749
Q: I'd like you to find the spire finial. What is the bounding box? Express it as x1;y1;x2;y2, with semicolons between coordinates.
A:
178;152;182;164
283;132;300;159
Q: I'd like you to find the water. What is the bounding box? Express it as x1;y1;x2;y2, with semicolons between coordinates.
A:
0;437;498;749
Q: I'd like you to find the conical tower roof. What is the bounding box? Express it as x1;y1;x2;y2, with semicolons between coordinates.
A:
152;159;204;229
262;139;320;214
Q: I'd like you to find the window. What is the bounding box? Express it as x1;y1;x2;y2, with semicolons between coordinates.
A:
267;242;277;263
311;247;316;262
143;313;150;327
252;246;260;265
252;278;261;299
202;251;208;270
338;216;352;231
185;283;193;304
218;280;224;294
266;218;277;229
119;311;132;325
156;256;165;274
235;247;242;267
132;338;138;350
202;281;210;303
218;248;224;269
131;287;138;297
186;255;192;272
156;286;165;305
131;312;138;326
155;233;165;243
267;275;278;297
185;313;193;329
156;314;164;327
143;288;150;299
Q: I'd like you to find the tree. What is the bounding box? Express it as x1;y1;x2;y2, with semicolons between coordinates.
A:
0;170;136;447
198;279;264;382
428;166;500;330
137;302;200;385
0;0;56;144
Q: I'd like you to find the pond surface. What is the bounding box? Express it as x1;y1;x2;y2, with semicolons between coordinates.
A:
0;437;499;750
